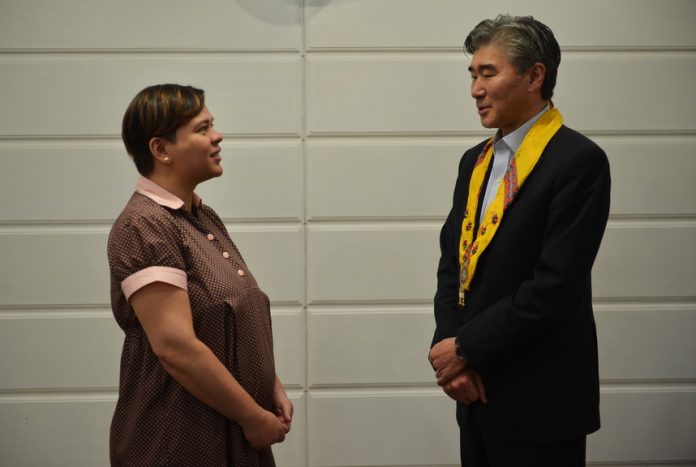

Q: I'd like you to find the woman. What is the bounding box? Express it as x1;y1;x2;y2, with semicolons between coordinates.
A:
108;84;292;466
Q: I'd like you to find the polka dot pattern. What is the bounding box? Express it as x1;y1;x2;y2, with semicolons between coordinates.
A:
108;192;277;466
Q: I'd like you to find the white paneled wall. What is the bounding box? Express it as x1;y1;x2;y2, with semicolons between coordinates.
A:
1;1;695;466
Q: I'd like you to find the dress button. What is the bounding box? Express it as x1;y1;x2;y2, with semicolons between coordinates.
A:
222;251;230;259
237;269;245;276
207;233;214;241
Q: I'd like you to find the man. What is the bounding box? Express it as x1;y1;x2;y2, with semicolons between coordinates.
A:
428;15;610;466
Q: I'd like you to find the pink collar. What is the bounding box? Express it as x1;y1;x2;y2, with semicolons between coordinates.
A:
135;177;202;210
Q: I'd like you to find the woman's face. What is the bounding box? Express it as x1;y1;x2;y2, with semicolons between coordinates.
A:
164;106;224;186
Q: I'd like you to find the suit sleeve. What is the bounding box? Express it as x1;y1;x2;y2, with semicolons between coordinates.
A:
432;151;472;346
456;144;611;370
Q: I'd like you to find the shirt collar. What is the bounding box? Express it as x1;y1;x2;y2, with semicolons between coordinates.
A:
135;176;202;210
494;104;550;154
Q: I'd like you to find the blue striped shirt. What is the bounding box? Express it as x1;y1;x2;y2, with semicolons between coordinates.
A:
479;105;550;224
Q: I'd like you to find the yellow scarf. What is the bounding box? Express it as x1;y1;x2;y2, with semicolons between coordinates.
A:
458;107;563;306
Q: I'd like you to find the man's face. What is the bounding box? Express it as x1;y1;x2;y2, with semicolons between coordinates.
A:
468;44;537;136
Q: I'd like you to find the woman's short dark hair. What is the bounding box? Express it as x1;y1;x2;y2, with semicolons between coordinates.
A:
122;84;206;176
464;15;561;100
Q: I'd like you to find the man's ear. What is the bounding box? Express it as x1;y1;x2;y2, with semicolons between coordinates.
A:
528;62;546;93
148;137;171;165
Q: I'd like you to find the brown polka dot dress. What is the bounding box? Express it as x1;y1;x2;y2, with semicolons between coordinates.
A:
108;179;277;467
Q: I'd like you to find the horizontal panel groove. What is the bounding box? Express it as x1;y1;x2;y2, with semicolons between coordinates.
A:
306;133;696;142
305;382;696;395
306;50;696;58
0;390;118;401
279;383;306;391
0;301;303;310
2;208;689;228
609;214;696;222
586;129;696;137
309;387;444;397
308;215;445;223
566;46;696;53
0;132;302;142
0;302;110;310
606;219;696;228
599;382;696;392
306;380;696;392
308;47;470;54
270;307;305;315
0;133;303;141
268;300;305;307
9;299;692;312
594;296;696;304
585;465;696;467
600;380;696;386
0;309;111;318
224;222;304;231
307;220;441;229
308;299;432;307
0;51;302;58
305;129;696;138
307;130;497;138
0;303;298;315
306;46;696;53
594;301;696;310
0;219;306;229
306;218;696;228
0;48;301;54
0;224;111;233
309;383;440;391
307;302;696;311
309;305;430;314
0;389;306;403
219;218;303;225
0;132;303;140
310;215;696;223
306;134;489;143
0;135;122;142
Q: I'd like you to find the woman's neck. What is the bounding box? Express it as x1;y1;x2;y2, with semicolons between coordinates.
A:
148;173;195;211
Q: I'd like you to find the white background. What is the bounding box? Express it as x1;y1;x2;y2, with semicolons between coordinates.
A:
1;0;695;466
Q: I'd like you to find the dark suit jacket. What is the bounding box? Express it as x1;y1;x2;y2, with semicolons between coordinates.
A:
433;125;610;445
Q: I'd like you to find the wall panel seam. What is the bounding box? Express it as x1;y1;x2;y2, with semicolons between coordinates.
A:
305;46;696;54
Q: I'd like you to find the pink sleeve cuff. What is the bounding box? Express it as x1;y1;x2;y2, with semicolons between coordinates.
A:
121;266;187;301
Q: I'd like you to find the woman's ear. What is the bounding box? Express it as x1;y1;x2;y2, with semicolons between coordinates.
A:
148;137;171;165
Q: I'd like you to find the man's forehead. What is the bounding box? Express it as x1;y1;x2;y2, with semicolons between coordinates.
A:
469;45;509;69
